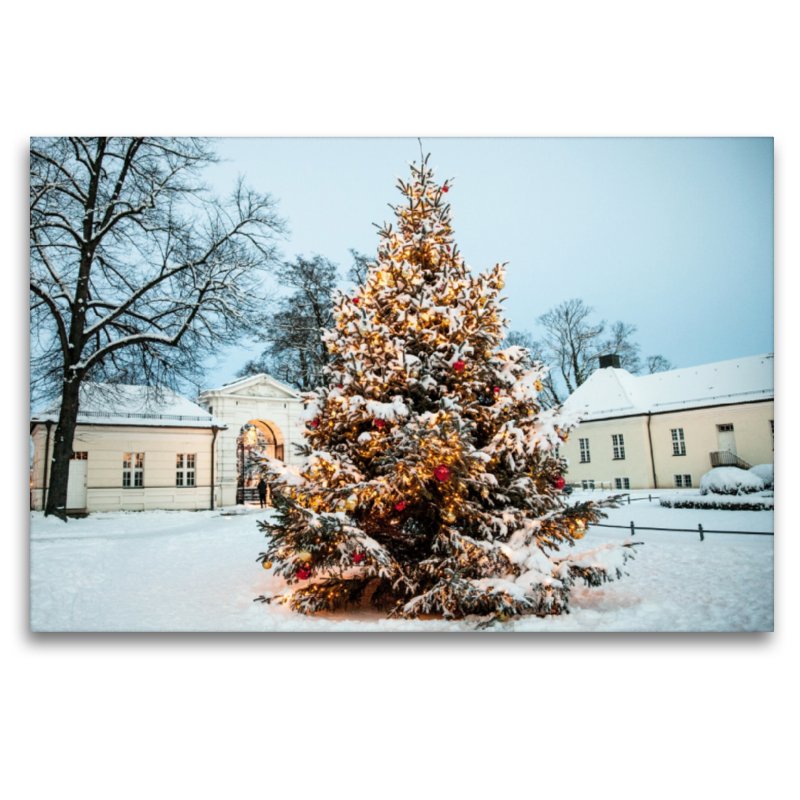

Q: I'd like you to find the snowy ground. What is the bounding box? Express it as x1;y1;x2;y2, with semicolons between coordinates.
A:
30;491;774;632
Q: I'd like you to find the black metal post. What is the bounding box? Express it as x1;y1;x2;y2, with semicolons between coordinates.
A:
630;521;635;538
699;524;704;542
42;420;53;510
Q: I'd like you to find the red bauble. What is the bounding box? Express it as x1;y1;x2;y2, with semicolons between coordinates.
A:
337;384;343;389
374;418;386;429
434;464;451;482
492;386;501;394
352;297;360;305
394;500;407;512
442;186;449;193
553;476;566;490
353;552;365;564
446;246;451;252
296;567;310;580
310;419;320;428
453;359;466;372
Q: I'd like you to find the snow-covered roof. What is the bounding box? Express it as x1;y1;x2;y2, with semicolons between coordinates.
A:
31;384;227;429
201;372;302;399
562;353;774;421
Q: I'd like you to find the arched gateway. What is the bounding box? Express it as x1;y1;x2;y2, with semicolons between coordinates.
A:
199;374;305;508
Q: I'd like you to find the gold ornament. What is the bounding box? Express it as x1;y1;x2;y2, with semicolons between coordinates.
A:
497;612;511;622
573;520;587;540
442;508;456;523
262;560;272;570
497;279;505;290
296;551;312;563
535;380;543;392
345;495;358;511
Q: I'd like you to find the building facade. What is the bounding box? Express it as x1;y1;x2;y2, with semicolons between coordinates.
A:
559;354;774;491
31;385;227;513
31;375;309;514
198;374;306;508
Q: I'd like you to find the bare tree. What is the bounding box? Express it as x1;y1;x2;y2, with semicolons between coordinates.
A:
347;249;371;286
238;255;339;391
646;354;673;374
507;299;672;405
30;137;286;519
239;250;371;391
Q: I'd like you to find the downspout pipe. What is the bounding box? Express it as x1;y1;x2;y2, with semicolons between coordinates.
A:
210;426;219;511
646;412;658;489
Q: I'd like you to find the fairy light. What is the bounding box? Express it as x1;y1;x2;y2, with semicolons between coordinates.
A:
253;157;629;622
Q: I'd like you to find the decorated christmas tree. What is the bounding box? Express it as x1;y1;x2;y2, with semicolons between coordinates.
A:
255;156;636;624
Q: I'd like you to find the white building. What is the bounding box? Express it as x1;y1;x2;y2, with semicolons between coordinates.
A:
558;353;774;491
198;373;306;507
30;384;227;513
30;374;308;513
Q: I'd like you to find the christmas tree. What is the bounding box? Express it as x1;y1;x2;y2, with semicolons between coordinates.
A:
255;156;636;624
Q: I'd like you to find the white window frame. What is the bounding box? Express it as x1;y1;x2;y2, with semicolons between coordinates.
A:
581;479;596;490
674;474;692;488
176;454;196;487
579;438;591;463
614;477;630;490
671;428;686;456
123;453;144;488
612;434;625;460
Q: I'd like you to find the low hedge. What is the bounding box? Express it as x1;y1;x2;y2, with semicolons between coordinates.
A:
660;493;773;511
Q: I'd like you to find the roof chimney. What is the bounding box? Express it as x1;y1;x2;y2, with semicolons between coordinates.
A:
598;354;621;369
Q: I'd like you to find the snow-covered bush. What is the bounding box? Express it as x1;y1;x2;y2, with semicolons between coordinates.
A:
660;491;773;511
749;463;774;490
699;467;765;496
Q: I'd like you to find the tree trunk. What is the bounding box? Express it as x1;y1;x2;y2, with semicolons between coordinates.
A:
44;375;82;520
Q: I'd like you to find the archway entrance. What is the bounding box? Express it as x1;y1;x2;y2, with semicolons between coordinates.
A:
236;420;285;505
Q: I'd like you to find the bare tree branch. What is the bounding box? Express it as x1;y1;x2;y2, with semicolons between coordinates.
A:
30;137;287;519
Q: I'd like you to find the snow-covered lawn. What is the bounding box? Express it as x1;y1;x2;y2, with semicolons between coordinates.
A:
30;492;773;632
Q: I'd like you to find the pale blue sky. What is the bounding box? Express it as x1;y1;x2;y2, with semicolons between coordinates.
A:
202;137;773;388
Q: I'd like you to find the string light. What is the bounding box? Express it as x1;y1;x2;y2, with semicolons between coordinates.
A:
254;156;632;621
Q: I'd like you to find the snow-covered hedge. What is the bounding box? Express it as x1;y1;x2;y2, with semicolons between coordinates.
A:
699;467;765;496
660;491;773;511
749;463;774;490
